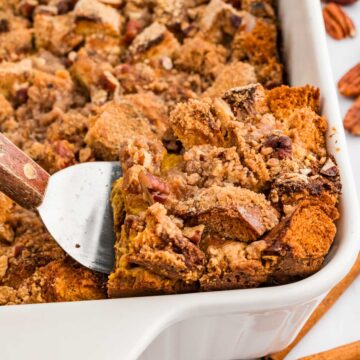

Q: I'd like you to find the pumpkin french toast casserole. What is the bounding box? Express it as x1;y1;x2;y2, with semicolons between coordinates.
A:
0;0;340;304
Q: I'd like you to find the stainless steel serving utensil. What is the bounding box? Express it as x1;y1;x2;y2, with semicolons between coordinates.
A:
0;133;121;274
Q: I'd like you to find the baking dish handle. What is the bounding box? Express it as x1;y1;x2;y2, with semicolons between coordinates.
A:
109;296;182;360
0;132;49;209
0;295;184;360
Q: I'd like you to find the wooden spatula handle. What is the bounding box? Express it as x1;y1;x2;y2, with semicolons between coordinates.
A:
0;133;49;209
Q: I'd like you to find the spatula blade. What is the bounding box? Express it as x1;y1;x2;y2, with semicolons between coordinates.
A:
38;162;122;274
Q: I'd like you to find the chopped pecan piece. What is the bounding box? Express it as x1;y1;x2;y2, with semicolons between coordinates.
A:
320;157;338;177
18;0;38;18
344;96;360;135
123;19;143;45
0;19;9;33
138;171;170;204
99;70;120;93
56;0;77;15
13;84;29;107
323;3;356;40
338;63;360;97
263;135;292;160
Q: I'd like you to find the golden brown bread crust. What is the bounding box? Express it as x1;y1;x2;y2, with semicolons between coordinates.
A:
263;199;338;283
0;206;65;289
231;17;283;88
175;185;279;241
200;236;269;291
85;101;158;160
203;62;257;98
18;258;107;303
121;203;206;282
107;257;197;298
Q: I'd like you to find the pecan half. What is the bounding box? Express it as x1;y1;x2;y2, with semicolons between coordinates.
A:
323;3;356;40
18;0;38;18
123;19;143;45
338;63;360;97
323;0;358;5
344;96;360;135
139;171;170;204
0;19;9;33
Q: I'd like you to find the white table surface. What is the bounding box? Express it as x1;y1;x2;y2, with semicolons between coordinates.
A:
286;3;360;359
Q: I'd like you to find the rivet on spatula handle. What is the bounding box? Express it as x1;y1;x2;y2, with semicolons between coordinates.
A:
0;132;49;209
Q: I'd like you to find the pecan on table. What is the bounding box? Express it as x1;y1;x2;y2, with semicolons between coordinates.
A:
322;0;358;5
338;63;360;97
323;3;356;40
344;96;360;135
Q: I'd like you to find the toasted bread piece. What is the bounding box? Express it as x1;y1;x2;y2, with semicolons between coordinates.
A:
222;83;268;122
200;236;269;291
124;92;170;138
0;94;13;123
0;193;14;243
0;285;19;305
122;203;205;282
170;98;228;149
129;22;180;62
267;85;321;117
232;17;283;87
199;0;249;42
263;199;337;283
176;185;279;241
28;69;74;112
174;35;227;78
107;256;196;298
74;0;124;37
267;85;326;159
0;207;65;289
85;101;157;160
0;10;32;62
204;62;257;98
17;259;107;303
0;59;32;99
152;0;186;28
34;13;83;56
70;49;113;104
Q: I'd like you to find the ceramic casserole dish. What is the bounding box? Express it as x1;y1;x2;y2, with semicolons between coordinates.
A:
0;0;359;359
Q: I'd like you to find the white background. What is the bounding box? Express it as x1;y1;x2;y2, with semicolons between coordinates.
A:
286;2;360;359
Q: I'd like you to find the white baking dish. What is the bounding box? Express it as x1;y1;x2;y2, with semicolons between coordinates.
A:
0;1;359;359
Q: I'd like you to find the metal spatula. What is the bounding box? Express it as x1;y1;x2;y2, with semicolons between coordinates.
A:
0;133;121;274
